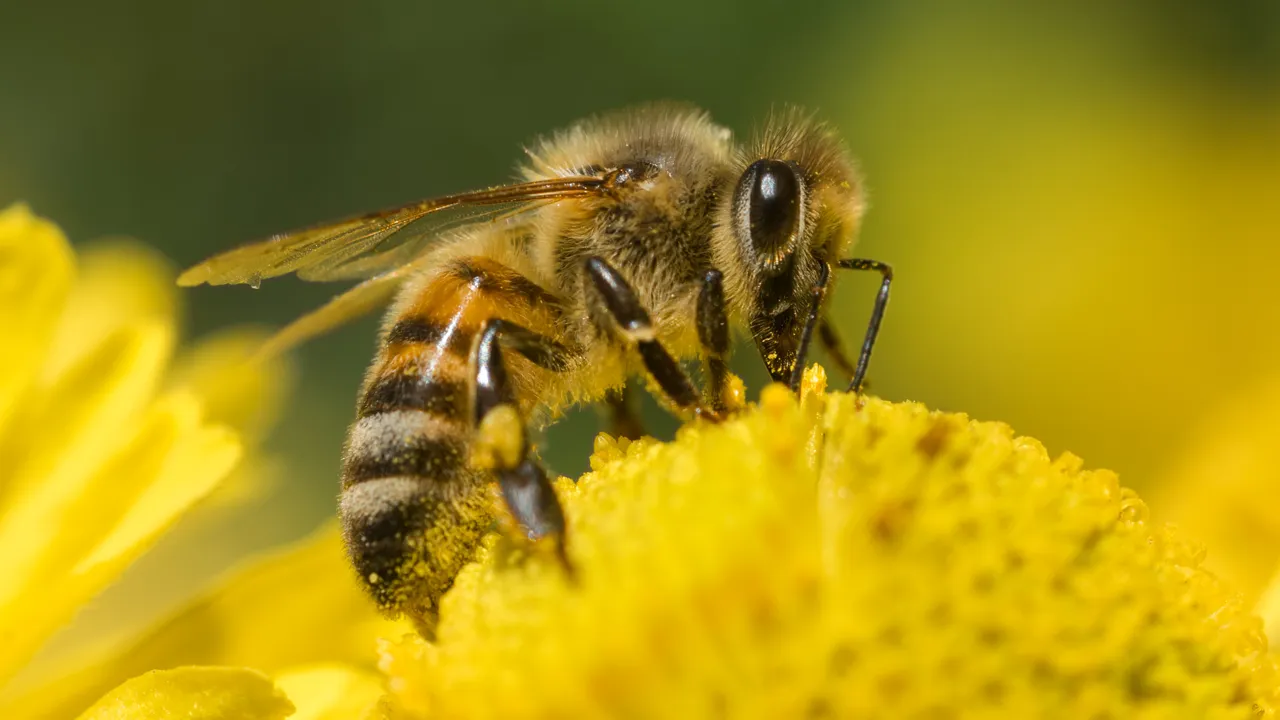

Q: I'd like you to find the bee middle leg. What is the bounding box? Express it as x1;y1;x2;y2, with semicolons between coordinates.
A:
472;318;573;569
696;269;731;414
584;256;722;422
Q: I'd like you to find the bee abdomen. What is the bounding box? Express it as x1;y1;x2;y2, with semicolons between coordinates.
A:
339;406;487;631
339;473;490;636
339;255;565;633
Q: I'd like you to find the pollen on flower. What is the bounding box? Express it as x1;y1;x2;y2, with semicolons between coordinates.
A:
376;366;1280;718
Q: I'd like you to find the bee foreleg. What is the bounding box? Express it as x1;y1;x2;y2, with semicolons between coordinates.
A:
472;319;572;570
696;269;731;413
836;258;894;395
584;256;722;423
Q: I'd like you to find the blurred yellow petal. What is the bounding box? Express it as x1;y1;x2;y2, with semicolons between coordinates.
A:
1150;374;1280;602
47;239;178;379
0;389;239;683
0;324;174;627
379;369;1279;718
74;396;240;574
77;667;293;720
0;205;286;710
0;322;173;506
166;329;295;505
168;329;294;443
275;664;384;720
0;203;73;438
3;525;401;719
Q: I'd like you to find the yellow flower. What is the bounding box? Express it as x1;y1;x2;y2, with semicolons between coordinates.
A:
0;203;377;718
377;369;1280;719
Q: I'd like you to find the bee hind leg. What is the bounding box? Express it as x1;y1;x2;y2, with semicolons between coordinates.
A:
472;319;573;572
584;256;722;423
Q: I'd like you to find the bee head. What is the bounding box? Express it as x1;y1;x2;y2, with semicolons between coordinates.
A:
718;108;865;383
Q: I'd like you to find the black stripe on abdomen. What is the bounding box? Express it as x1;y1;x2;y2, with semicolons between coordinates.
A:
358;374;468;419
385;317;474;357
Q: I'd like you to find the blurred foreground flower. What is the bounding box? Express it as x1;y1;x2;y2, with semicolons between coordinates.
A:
0;204;381;718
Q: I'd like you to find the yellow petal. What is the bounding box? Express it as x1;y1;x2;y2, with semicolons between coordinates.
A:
0;324;173;606
166;329;294;505
168;328;295;444
0;321;173;507
1151;373;1280;602
1257;563;1280;654
46;239;178;380
3;525;402;719
0;203;74;437
77;667;293;720
74;395;240;573
275;664;383;720
0;390;239;683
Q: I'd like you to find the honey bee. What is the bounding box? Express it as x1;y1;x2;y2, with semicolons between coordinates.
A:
179;103;891;636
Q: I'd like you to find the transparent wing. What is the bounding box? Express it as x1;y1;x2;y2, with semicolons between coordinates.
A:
177;175;607;288
254;266;414;359
293;200;550;282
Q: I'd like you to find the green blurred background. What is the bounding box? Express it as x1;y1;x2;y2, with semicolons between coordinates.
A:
4;0;1279;632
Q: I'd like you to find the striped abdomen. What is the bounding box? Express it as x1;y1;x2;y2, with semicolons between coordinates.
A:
338;256;565;633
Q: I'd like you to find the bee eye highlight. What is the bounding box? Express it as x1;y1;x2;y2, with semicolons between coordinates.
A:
741;159;802;265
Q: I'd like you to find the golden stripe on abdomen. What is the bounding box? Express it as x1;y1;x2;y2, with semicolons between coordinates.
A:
342;410;469;487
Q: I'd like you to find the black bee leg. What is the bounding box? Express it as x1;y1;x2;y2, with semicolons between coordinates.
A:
787;260;832;391
484;318;573;371
604;385;645;439
585;256;722;422
836;258;894;395
696;269;731;413
817;319;859;381
472;319;572;571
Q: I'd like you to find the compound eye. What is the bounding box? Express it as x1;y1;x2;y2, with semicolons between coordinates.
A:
743;159;802;262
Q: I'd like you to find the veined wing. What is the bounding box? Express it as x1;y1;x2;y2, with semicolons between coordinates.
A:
177;175;606;288
293;198;559;282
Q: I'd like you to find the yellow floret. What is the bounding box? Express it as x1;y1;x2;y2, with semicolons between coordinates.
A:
378;367;1279;719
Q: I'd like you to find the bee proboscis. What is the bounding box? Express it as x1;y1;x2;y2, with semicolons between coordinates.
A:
180;103;892;636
